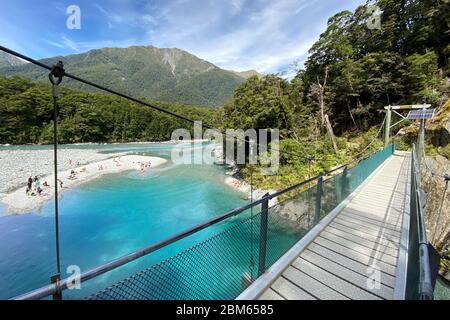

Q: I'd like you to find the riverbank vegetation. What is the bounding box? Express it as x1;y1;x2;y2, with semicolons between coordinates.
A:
0;76;220;144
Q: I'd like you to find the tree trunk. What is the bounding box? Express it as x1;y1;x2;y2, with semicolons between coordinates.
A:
319;92;325;126
347;100;358;129
316;67;338;153
325;114;339;153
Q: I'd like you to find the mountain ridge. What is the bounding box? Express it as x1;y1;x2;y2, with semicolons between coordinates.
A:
0;45;247;107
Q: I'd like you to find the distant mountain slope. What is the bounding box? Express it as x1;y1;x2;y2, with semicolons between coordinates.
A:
230;70;263;79
0;45;245;107
0;51;27;67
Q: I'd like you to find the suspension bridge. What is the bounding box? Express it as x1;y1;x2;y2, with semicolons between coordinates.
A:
0;45;442;300
240;149;413;300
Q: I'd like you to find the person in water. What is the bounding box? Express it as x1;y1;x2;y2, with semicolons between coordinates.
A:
43;181;50;188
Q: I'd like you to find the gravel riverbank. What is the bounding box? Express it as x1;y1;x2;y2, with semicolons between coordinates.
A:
0;149;119;195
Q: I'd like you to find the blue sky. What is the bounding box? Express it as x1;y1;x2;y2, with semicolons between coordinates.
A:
0;0;366;76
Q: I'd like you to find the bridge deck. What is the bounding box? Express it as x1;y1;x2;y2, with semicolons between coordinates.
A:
255;152;410;300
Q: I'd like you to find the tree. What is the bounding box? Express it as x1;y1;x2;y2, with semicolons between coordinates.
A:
309;67;339;153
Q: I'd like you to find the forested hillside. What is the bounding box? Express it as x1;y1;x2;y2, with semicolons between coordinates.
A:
223;0;450;188
0;76;219;144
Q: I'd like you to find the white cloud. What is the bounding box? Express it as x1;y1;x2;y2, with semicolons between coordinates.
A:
46;35;140;52
61;35;80;52
138;0;323;74
35;0;366;74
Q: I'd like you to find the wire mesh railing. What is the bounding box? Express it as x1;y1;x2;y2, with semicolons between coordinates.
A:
86;145;395;300
13;146;395;300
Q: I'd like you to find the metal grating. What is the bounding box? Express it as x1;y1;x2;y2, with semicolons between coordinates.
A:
407;109;435;120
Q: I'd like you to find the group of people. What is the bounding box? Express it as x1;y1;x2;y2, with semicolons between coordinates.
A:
113;156;122;167
24;155;152;198
139;161;151;175
68;170;78;180
26;176;64;197
26;175;49;197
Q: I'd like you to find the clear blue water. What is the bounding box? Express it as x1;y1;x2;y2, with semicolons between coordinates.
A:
0;143;258;299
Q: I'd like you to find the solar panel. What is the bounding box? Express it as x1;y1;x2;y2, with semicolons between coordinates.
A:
407;109;435;120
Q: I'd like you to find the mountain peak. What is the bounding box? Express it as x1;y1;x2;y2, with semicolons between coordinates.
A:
230;69;264;79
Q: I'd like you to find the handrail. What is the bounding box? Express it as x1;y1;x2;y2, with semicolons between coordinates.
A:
411;144;433;300
13;146;389;300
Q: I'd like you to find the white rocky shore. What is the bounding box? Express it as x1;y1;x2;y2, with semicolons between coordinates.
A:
0;149;167;214
213;145;278;206
224;175;278;206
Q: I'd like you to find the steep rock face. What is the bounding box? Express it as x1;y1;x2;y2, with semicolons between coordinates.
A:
421;155;449;251
0;45;244;107
420;100;450;252
0;52;26;67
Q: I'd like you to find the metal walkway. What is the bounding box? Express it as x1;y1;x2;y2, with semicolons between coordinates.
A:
241;152;411;300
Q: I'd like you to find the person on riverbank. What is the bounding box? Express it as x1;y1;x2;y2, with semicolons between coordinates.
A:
34;176;41;188
68;170;77;180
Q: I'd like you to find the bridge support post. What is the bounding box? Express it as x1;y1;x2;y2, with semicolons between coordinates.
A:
417;118;425;165
50;273;62;300
342;166;349;199
314;174;323;225
384;106;392;148
257;193;270;277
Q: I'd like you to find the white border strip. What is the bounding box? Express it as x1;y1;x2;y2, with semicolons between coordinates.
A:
237;155;393;300
393;152;411;300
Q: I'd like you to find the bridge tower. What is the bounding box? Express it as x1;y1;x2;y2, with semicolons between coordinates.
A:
383;105;432;163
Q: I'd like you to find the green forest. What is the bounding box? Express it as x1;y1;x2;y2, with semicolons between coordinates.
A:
222;0;450;189
0;76;219;144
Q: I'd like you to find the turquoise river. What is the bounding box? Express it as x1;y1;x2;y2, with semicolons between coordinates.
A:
0;143;301;299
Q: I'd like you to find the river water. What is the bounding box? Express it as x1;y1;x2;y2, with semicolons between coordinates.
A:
0;143;302;299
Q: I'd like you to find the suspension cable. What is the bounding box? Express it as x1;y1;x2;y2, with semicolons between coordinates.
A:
0;45;322;162
48;61;64;300
431;176;450;244
249;165;255;280
420;126;449;179
351;112;387;160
